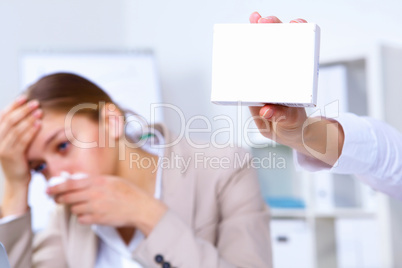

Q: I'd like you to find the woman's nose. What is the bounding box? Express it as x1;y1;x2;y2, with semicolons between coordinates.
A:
46;159;73;179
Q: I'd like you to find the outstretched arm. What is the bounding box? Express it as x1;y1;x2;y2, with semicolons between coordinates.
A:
248;12;345;167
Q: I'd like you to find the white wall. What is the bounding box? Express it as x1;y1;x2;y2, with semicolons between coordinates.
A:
0;1;126;108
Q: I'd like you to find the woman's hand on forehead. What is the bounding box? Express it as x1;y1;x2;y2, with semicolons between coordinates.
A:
0;95;43;217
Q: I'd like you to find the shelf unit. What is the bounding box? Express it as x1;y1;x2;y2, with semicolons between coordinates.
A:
270;208;376;219
250;43;402;268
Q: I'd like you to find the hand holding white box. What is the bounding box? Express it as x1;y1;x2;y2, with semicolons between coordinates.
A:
211;23;320;107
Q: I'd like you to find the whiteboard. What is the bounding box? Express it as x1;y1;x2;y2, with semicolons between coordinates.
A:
20;52;163;232
20;52;163;122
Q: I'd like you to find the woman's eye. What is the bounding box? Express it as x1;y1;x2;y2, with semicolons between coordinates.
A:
34;163;47;173
57;141;70;152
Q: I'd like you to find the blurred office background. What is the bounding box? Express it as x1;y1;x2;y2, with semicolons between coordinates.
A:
1;1;402;267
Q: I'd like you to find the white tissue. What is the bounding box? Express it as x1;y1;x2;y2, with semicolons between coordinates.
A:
47;171;88;187
47;176;69;187
70;173;88;180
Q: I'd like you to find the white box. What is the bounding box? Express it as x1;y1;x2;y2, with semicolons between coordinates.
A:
211;23;320;107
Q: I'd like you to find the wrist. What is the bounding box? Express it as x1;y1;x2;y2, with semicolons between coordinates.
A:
294;117;344;166
136;200;168;237
1;182;29;217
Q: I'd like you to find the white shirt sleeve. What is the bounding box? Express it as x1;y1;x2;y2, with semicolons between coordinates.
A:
295;112;402;200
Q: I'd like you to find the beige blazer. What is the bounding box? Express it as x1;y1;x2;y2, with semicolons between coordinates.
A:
0;124;272;268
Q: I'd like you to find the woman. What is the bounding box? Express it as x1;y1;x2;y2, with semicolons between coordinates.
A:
0;73;271;268
251;12;402;200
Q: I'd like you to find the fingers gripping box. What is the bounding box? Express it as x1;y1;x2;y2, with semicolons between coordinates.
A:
211;23;320;107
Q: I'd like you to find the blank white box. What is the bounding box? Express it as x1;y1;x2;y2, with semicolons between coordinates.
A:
211;23;320;107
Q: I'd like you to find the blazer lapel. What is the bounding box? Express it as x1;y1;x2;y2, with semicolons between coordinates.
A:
67;215;98;268
154;124;196;230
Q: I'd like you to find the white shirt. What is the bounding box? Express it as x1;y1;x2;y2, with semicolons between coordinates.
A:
295;112;402;200
93;131;164;268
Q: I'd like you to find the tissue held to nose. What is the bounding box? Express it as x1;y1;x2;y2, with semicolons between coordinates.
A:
47;171;88;187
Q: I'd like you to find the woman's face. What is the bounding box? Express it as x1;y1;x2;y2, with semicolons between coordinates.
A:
27;111;117;180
